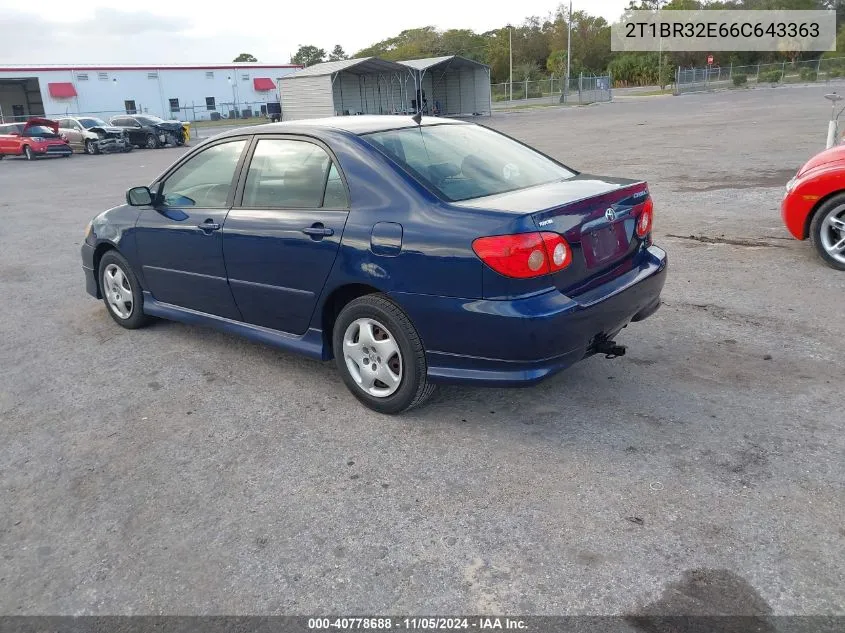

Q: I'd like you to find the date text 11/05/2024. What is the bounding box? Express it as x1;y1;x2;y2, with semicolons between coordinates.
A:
307;617;527;630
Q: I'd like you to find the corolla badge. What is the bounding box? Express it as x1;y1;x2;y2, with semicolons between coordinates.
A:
605;208;617;221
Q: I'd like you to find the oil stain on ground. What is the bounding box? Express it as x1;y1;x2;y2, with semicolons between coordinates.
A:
626;569;774;633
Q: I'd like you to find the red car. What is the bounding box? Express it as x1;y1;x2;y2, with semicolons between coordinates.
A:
782;144;845;270
0;117;73;160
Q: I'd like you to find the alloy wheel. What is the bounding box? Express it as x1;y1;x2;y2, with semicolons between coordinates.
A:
342;318;403;397
820;204;845;265
103;263;133;319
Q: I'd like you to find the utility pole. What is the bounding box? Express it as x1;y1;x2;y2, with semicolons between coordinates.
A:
565;0;572;102
508;24;513;102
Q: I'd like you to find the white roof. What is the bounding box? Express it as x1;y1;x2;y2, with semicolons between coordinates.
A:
287;57;409;78
398;56;489;71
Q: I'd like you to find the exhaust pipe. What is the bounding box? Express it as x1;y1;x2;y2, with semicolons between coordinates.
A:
595;339;626;359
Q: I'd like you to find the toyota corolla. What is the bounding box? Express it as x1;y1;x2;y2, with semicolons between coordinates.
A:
81;116;668;414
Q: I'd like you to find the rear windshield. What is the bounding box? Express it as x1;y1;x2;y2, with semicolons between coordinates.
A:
361;124;575;202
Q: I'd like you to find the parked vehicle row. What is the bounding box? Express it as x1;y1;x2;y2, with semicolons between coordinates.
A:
0;114;191;160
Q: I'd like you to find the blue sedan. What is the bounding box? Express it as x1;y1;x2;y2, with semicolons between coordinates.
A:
81;116;667;414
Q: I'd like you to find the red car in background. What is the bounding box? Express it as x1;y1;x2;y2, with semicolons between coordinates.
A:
782;144;845;270
0;118;73;160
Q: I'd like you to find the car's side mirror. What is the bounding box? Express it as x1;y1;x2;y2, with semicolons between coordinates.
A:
127;186;154;206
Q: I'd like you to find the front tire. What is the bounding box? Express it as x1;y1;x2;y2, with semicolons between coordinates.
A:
84;139;100;155
145;134;159;149
23;145;34;160
809;194;845;270
332;294;435;414
98;251;149;329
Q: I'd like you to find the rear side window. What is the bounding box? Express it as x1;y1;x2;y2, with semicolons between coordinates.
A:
241;138;346;209
362;124;575;202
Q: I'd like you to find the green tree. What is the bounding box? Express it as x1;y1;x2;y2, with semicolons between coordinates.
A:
292;45;327;67
328;45;348;61
547;50;568;77
232;53;257;62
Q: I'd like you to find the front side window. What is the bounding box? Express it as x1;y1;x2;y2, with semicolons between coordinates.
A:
241;139;342;209
362;124;576;202
160;140;247;208
137;115;164;126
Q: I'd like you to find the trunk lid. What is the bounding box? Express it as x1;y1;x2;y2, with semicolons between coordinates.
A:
456;174;651;299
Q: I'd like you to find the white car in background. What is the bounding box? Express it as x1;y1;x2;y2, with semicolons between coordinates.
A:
56;116;132;155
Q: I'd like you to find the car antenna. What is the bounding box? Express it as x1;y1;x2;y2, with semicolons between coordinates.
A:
411;111;422;125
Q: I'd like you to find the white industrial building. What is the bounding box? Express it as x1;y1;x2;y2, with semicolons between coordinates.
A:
0;63;301;123
279;56;491;121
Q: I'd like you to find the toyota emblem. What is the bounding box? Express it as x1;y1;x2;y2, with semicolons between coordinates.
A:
605;208;616;221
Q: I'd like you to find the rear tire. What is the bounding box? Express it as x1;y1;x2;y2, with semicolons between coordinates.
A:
809;193;845;271
98;250;149;329
23;145;34;160
332;294;435;414
145;134;159;149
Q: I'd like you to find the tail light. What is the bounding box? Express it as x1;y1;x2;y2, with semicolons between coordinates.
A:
636;198;654;238
472;231;572;279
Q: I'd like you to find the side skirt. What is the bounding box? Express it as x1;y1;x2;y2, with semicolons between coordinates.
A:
141;292;328;360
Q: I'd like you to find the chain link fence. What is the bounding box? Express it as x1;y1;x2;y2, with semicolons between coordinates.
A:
491;74;612;107
174;101;280;122
676;56;845;95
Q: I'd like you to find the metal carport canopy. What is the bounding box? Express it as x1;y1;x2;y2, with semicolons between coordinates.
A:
290;57;414;116
398;55;492;116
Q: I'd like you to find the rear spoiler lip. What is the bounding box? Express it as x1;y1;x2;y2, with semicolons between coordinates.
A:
530;179;649;224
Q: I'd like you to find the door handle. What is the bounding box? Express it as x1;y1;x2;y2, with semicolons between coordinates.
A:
301;224;334;238
198;220;221;232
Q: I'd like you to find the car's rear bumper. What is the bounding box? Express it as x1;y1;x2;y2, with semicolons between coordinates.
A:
392;245;668;387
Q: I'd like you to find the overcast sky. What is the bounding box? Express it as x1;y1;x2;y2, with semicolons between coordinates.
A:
0;1;630;65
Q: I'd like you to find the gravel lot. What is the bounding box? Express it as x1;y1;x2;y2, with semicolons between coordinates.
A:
1;86;843;618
